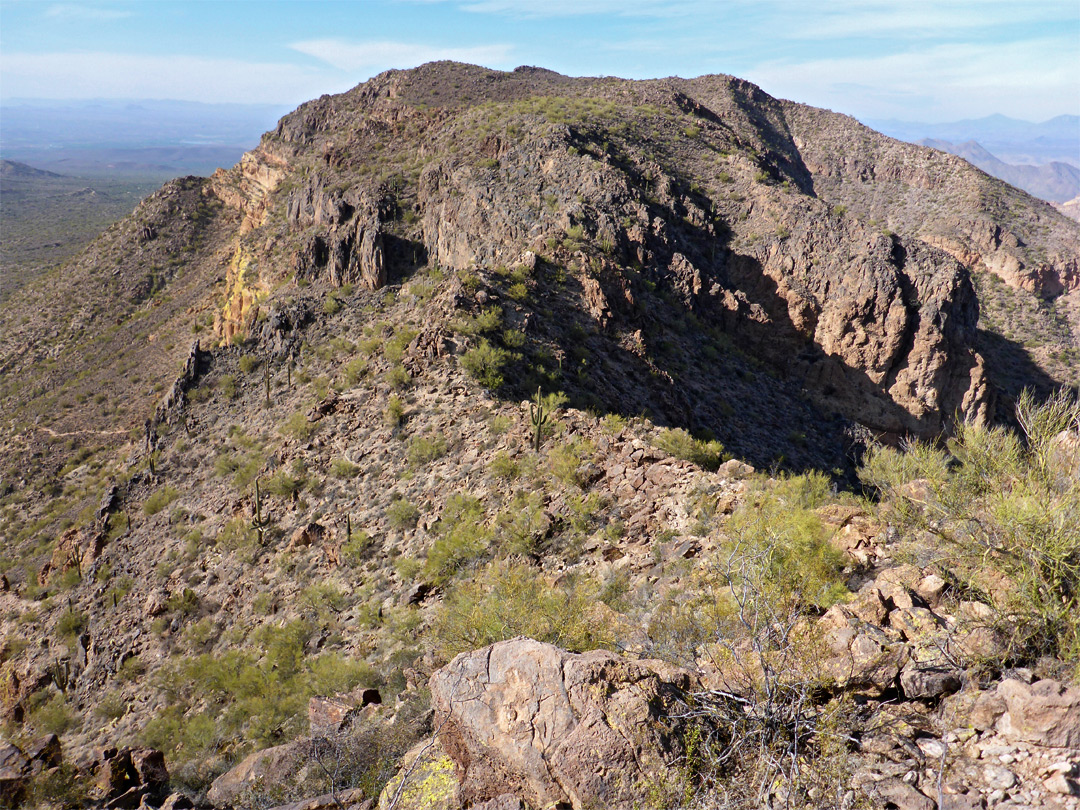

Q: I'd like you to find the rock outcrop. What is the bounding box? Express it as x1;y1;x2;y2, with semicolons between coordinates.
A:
429;637;694;810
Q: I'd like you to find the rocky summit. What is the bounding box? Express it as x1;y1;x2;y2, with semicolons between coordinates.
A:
0;63;1078;810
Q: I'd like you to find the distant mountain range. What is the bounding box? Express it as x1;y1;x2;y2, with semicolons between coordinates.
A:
866;113;1079;168
0;98;290;178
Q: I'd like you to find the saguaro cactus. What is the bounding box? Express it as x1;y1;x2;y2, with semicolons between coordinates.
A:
251;478;271;545
264;356;272;407
529;387;548;453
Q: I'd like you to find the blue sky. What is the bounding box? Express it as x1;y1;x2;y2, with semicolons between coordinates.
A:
1;0;1077;122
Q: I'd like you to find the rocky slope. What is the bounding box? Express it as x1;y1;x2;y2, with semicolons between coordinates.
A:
0;63;1078;810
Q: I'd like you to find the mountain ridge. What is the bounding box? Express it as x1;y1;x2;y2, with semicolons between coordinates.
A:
0;62;1078;810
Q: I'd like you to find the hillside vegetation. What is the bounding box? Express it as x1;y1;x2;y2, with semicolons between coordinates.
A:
1;63;1078;810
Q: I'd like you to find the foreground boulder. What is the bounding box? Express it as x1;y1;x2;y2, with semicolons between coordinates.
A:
207;742;304;807
428;637;695;810
997;678;1080;749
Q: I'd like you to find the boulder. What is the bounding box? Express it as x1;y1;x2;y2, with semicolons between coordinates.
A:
207;742;303;807
900;664;962;700
428;637;694;810
24;734;62;771
820;606;909;694
867;777;935;810
131;747;169;791
997;678;1080;748
716;459;754;480
378;740;457;810
0;742;28;807
307;689;381;738
93;747;138;800
289;522;327;549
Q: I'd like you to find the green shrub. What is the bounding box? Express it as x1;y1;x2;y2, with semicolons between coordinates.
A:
395;556;423;581
386;365;411;389
300;583;351;620
461;340;510;389
601;413;628;434
25;762;87;808
343;357;368;386
264;467;306;497
216;517;258;551
214;453;242;477
549;437;594;488
28;692;75;735
118;655;145;682
406;435;448;466
425;495;491;585
144;485;179;516
721;472;847;611
167;587;200;616
239;355;259;374
341;530;374;565
280;411;316;441
142;619;376;765
490;452;520;480
95;691;128;720
654;428;726;470
495;491;547;556
859;389;1080;663
385;328;418;363
432;560;612;661
55;608;88;639
330;458;360;479
450;306;502;336
386;499;420;529
217;375;238;401
385;395;406;426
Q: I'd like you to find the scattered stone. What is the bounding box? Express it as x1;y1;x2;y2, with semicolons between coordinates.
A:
265;787;370;810
1045;774;1080;796
939;791;985;810
983;764;1017;790
916;737;948;759
915;573;946;607
309;696;358;737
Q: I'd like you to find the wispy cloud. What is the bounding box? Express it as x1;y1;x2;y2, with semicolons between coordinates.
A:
746;36;1078;121
45;4;132;20
289;39;514;72
0;51;345;105
788;0;1078;39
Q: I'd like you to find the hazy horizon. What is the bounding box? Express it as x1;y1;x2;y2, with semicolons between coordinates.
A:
1;1;1077;124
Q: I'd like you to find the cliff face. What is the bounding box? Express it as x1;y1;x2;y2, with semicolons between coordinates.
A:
201;62;1039;438
781;102;1080;299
